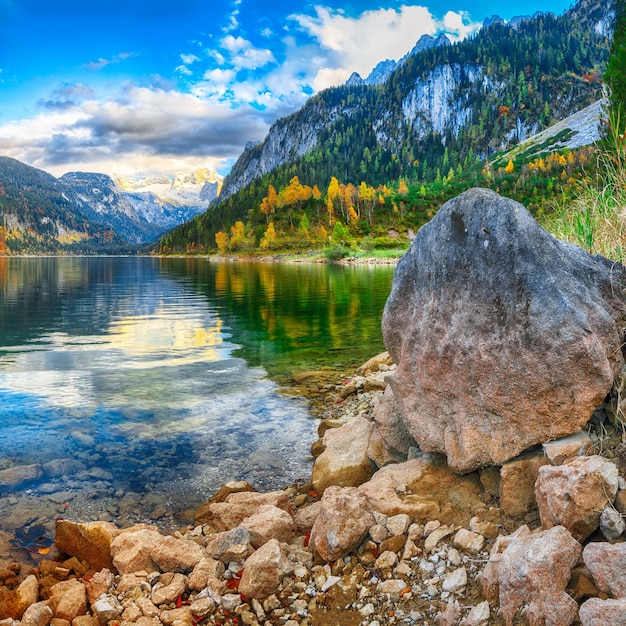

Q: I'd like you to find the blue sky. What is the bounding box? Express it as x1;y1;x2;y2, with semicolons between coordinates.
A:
0;0;575;178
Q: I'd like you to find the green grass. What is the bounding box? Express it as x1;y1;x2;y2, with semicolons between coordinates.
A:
541;109;626;263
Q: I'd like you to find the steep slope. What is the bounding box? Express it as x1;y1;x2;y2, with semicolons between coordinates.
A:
217;0;610;204
0;157;126;253
60;172;163;245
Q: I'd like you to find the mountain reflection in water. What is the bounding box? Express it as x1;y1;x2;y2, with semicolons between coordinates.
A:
0;257;393;564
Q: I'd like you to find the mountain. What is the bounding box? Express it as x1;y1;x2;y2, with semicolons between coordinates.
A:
214;0;609;205
0;158;225;252
347;34;451;87
161;0;612;254
114;167;223;208
59;172;164;245
0;157;131;253
62;168;223;245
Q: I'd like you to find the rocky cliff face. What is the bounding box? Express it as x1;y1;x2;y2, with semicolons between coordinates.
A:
217;0;610;204
61;171;218;245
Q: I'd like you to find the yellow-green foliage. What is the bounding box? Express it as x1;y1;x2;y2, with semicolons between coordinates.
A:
543;109;626;263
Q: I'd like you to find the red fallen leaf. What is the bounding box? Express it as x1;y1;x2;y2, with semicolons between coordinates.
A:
308;489;318;498
240;592;249;603
399;586;412;597
176;594;183;608
372;546;379;558
303;532;311;547
226;578;240;589
237;569;244;578
192;614;204;625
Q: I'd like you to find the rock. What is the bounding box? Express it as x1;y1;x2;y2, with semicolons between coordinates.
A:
356;352;394;376
150;535;206;573
600;506;625;540
542;432;594;465
42;458;86;478
240;504;295;548
293;501;322;534
358;457;484;526
91;594;123;624
188;557;225;591
238;539;291;599
309;486;374;562
461;601;490;626
311;417;376;494
525;591;578;626
152;573;186;605
453;528;485;554
442;567;467;593
110;528;163;574
366;387;413;467
424;525;454;552
579;597;626;625
160;607;193;626
582;541;626;598
48;579;87;621
481;525;581;625
54;520;120;572
205;527;253;562
375;188;626;472
204;481;255;504
85;569;114;604
386;513;410;536
499;450;549;517
0;464;42;487
0;574;39;619
21;602;53;626
197;491;291;529
535;455;619;541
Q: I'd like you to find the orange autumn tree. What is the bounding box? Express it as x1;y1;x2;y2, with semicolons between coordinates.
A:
260;184;278;222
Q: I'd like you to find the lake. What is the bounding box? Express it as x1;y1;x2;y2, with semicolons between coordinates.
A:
0;257;394;560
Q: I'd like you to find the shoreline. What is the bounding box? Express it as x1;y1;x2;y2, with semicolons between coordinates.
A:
1;354;626;624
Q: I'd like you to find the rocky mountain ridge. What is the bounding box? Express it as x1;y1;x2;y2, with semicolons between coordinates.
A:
216;0;611;205
0;157;222;251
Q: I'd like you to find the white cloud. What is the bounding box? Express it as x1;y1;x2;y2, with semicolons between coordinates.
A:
83;52;135;71
181;53;200;65
289;4;480;85
0;85;269;177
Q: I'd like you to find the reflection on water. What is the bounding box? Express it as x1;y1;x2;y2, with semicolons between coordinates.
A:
0;257;393;565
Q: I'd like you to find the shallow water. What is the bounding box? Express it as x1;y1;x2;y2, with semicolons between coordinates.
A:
0;257;393;563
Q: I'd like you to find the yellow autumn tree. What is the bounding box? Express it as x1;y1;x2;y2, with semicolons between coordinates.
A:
326;176;340;226
397;179;409;196
505;160;515;174
260;184;278;222
215;230;229;253
229;221;247;250
260;222;278;249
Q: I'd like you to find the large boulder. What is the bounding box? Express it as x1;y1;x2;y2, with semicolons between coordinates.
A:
373;188;626;472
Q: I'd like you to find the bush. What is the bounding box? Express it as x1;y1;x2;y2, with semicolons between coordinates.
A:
323;244;351;261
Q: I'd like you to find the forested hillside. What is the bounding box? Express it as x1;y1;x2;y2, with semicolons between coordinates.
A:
0;157;129;254
157;0;611;256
